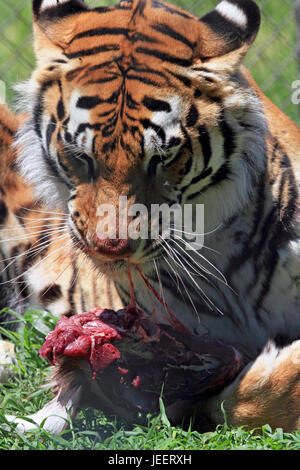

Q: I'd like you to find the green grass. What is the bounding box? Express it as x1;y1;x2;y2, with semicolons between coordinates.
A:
1;309;300;450
0;0;298;123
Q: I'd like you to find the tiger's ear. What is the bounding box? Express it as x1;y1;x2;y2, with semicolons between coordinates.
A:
196;0;261;70
32;0;89;62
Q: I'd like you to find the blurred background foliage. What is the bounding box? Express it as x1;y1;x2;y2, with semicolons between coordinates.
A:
0;0;299;123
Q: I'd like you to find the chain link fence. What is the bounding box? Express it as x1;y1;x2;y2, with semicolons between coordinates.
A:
0;0;299;123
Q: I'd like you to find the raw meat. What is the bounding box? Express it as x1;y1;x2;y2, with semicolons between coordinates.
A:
39;306;140;374
40;306;244;420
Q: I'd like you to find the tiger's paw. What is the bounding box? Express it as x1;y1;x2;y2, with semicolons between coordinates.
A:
5;386;81;435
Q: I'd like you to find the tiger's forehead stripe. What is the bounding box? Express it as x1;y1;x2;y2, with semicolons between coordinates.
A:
62;12;197;65
23;0;263;211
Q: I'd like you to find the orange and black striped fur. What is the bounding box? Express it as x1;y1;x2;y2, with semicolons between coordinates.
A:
1;0;300;432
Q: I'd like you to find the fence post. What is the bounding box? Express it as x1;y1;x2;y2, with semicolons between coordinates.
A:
295;0;300;116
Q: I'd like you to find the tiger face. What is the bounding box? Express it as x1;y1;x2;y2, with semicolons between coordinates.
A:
17;0;261;273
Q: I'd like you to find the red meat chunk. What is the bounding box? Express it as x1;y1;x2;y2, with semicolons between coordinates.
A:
39;306;140;373
40;305;245;421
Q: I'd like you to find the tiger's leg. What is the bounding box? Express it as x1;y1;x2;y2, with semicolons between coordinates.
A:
0;200;31;381
206;341;300;432
5;385;82;434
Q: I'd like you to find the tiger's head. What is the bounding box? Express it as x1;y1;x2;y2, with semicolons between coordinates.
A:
17;0;261;274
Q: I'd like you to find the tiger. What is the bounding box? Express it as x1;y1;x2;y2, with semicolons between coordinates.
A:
1;0;300;434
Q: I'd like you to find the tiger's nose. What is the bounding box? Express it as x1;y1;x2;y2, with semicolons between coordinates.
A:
93;236;132;257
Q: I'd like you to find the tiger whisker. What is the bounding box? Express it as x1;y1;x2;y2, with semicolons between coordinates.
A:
160;236;225;316
18;239;81;304
38;241;82;303
0;233;70;276
173;234;236;296
170;237;215;282
0;237;73;287
14;215;67;222
171;224;223;238
0;226;65;235
0;234;67;269
0;220;66;231
167;224;226;280
17;206;68;216
171;235;230;288
0;226;68;243
159;243;200;317
0;231;67;244
161;253;180;291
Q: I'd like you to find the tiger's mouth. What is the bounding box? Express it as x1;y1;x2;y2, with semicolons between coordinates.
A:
79;243;164;284
72;234;157;276
70;221;163;264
